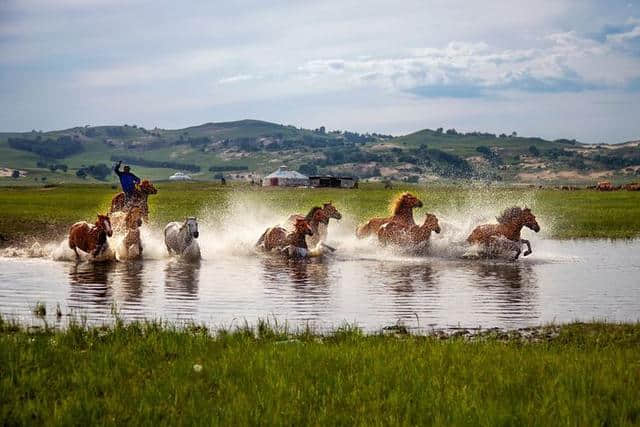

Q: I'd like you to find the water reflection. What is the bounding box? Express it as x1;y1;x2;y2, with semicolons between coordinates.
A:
164;259;200;299
67;261;115;315
468;262;539;322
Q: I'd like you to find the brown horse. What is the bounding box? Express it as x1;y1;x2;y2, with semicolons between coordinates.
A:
378;213;441;248
256;217;314;253
467;207;540;259
110;180;158;222
287;202;341;247
356;192;423;238
118;207;143;260
68;213;113;258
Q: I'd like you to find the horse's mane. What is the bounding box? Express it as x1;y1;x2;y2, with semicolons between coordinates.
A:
496;207;523;224
305;206;323;221
389;192;412;215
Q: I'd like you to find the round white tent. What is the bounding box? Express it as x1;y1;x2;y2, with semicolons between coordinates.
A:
263;165;309;187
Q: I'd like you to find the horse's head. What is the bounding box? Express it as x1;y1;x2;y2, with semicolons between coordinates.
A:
312;208;330;225
423;213;441;234
521;208;540;232
96;213;113;237
125;208;143;229
295;218;314;236
323;201;342;220
140;180;158;195
391;192;423;214
184;217;199;239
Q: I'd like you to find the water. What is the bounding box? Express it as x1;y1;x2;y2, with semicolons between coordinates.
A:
1;238;638;332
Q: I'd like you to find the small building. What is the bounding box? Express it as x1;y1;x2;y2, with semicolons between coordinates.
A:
169;172;192;181
309;175;358;189
263;166;309;187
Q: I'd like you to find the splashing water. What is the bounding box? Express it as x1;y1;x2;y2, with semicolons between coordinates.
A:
0;189;550;262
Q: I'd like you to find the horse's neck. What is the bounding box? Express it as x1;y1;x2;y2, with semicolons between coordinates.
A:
180;227;193;245
394;205;415;224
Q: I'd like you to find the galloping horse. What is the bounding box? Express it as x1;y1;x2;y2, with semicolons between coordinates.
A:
164;217;201;261
378;213;441;249
287;202;341;248
356;192;423;238
117;207;143;260
256;217;316;257
467;207;540;259
68;213;113;258
110;180;158;222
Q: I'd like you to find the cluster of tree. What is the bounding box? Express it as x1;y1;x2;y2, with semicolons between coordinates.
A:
411;145;473;177
208;165;249;172
592;153;640;169
36;161;68;172
298;163;318;176
319;146;385;166
76;164;111;180
110;155;201;172
475;146;502;165
8;136;83;159
186;137;211;147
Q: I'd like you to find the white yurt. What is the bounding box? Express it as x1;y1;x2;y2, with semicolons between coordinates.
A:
263;165;309;187
169;171;192;181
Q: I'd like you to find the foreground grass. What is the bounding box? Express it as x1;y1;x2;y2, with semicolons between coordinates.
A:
0;182;639;244
0;320;639;425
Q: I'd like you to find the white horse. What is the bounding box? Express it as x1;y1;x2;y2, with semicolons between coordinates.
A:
164;217;201;261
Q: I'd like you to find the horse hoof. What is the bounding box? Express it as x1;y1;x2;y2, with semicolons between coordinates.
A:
523;250;532;257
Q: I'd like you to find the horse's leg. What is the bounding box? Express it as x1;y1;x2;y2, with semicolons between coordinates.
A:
521;239;532;256
512;242;521;261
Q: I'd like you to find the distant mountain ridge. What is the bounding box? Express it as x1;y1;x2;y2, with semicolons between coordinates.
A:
1;119;638;184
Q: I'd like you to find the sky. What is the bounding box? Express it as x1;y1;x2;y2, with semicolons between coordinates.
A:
1;0;640;143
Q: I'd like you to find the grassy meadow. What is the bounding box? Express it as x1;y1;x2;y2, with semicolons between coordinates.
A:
1;319;639;425
0;182;639;245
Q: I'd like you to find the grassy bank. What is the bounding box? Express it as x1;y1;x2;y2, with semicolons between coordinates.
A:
0;182;639;245
1;320;639;425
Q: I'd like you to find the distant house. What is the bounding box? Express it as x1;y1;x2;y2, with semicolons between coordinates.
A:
263;166;309;187
169;172;192;181
309;175;358;189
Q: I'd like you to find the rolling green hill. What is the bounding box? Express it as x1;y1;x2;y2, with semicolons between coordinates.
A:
1;120;639;185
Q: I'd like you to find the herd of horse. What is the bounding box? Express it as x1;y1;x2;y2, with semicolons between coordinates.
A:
67;180;541;263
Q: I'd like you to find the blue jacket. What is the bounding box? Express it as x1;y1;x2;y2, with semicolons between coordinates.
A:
114;164;140;194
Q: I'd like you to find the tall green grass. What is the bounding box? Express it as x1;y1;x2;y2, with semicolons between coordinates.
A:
1;319;639;425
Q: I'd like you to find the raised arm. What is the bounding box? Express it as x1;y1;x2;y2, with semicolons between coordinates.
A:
114;161;122;177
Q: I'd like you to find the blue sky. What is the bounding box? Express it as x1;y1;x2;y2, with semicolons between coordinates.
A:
1;0;640;142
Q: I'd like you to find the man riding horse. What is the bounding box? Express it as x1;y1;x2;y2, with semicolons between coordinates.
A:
114;161;141;205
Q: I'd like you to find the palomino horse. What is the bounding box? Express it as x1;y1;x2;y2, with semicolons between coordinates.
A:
257;217;322;258
467;207;540;260
68;213;113;259
164;217;201;261
110;180;158;222
356;192;423;238
378;213;441;250
116;207;144;260
287;202;341;248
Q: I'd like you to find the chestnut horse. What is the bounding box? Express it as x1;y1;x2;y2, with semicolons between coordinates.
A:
287;202;341;248
110;180;158;222
256;217;315;256
117;207;143;260
356;192;423;238
467;207;540;260
68;213;113;258
378;213;441;248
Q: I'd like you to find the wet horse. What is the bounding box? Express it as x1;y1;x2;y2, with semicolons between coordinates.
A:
68;213;113;259
378;213;441;250
356;192;423;238
164;217;201;261
287;202;341;248
116;207;143;260
257;217;323;258
467;207;540;260
110;180;158;222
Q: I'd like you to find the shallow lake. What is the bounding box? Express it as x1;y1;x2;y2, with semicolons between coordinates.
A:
1;238;638;332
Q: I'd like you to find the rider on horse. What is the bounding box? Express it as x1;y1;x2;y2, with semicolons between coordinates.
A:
114;161;140;204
